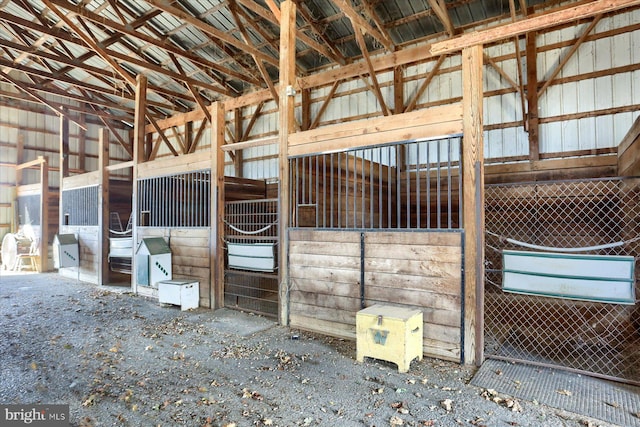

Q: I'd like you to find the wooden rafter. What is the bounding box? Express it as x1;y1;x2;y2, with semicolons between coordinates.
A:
229;0;279;103
169;53;212;122
292;0;346;65
40;0;261;88
236;0;344;66
431;0;639;55
41;0;181;156
537;14;603;99
142;0;279;67
335;0;393;51
242;101;265;141
427;0;455;35
404;55;446;113
352;24;389;116
310;80;340;129
0;69;87;130
483;53;520;92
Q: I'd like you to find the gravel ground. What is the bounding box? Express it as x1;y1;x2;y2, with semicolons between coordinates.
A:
0;272;619;427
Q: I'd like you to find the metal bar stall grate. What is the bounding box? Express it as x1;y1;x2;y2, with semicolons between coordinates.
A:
484;177;640;384
224;199;279;318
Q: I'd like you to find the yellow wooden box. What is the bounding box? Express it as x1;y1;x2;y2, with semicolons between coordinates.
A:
356;304;423;373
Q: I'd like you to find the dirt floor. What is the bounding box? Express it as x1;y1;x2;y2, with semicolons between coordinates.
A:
0;272;623;427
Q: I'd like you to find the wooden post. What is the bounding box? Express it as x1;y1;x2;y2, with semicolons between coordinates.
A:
210;102;226;309
16;134;24;187
59;110;69;226
98;128;110;286
131;73;147;294
233;108;244;177
462;44;484;366
393;66;404;114
78;113;86;172
278;0;296;326
39;158;49;272
526;32;539;161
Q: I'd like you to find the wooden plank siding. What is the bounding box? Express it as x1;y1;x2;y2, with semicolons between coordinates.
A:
138;227;211;307
288;229;463;362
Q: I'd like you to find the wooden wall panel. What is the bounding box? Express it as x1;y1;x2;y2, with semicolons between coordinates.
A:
288;229;463;363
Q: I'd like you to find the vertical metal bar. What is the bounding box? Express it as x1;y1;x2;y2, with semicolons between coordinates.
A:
406;144;410;229
448;138;452;229
427;142;431;229
323;155;327;228
345;152;350;228
315;155;319;227
396;146;401;229
458;139;463;229
369;149;373;228
387;146;392;228
416;143;421;229
378;148;383;229
295;158;299;226
437;140;442;229
330;153;334;228
338;152;342;228
354;152;358;228
360;232;365;309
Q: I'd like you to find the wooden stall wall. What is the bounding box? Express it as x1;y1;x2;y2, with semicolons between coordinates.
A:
137;227;211;308
289;229;463;362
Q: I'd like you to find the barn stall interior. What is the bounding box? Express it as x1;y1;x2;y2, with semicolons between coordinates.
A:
0;0;639;387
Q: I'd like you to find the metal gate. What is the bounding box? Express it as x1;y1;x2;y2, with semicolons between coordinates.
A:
484;177;640;385
224;199;279;318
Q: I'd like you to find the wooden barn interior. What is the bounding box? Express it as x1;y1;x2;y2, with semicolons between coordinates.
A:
0;0;639;385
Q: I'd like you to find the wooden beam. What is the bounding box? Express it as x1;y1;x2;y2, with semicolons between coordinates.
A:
221;136;278;152
35;0;259;87
210;102;226;309
526;33;539;161
229;1;279;103
98;128;110;286
289;104;463;157
310;81;340;130
352;24;390;116
59;110;69;226
405;55;445;113
427;0;455;35
142;0;278;67
508;0;528;129
537;15;602;99
335;0;393;51
430;0;640;55
233;108;244;176
39;158;49;272
461;44;484;366
265;0;281;21
0;69;88;130
279;0;296;326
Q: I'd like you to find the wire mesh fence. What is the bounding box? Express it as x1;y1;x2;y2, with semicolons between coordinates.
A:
484;177;640;384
